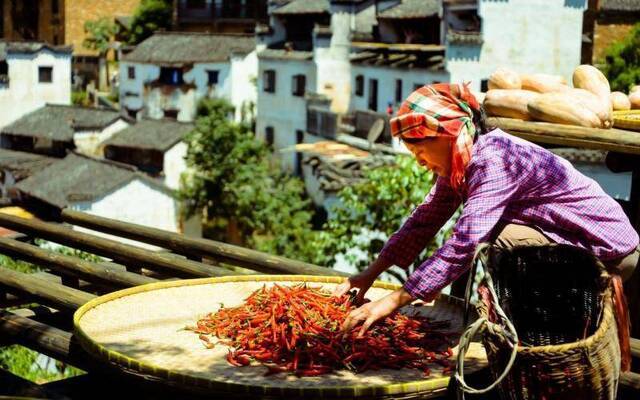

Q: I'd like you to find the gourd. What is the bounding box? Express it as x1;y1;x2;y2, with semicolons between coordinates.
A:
610;92;631;111
630;91;640;109
488;68;521;90
483;89;539;120
527;92;602;128
572;65;612;128
520;73;568;93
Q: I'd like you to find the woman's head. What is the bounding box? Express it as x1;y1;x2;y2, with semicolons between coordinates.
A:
390;83;481;191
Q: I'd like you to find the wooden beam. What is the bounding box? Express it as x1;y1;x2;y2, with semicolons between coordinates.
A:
621;371;640;392
60;209;347;277
0;267;95;311
0;213;234;279
487;117;640;155
0;237;157;288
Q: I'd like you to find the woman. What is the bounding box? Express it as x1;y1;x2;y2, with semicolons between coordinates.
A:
338;83;640;336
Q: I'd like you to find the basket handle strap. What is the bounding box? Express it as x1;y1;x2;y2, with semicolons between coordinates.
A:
455;243;519;398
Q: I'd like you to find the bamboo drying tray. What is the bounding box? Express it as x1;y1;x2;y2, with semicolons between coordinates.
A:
613;110;640;132
73;275;487;399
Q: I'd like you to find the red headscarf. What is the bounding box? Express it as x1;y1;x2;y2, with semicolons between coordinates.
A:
390;83;480;192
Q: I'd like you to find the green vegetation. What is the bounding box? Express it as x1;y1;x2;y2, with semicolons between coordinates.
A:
71;91;90;107
126;0;173;45
602;23;640;92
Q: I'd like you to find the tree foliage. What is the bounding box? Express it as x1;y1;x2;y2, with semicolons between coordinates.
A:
83;17;118;55
602;23;640;92
315;155;458;282
126;0;173;45
179;99;322;263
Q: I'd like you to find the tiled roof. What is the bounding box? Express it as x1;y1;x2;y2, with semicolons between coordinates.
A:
0;41;72;61
1;105;122;142
258;49;313;60
0;149;57;181
104;119;194;152
272;0;329;15
378;0;439;19
600;0;640;11
122;32;255;64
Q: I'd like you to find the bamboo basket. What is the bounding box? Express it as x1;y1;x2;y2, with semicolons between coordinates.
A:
613;110;640;132
471;245;621;400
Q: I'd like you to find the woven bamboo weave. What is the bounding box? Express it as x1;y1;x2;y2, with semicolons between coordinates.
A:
613;110;640;132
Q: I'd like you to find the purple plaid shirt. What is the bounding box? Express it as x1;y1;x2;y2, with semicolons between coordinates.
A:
379;129;639;301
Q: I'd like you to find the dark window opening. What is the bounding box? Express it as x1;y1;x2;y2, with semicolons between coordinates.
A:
265;126;274;147
355;75;364;96
295;129;304;176
292;74;306;97
38;66;53;83
263;69;275;93
0;61;8;75
0;0;4;38
164;109;179;119
368;79;378;111
159;67;184;85
480;79;489;92
186;0;206;8
207;70;219;85
395;79;402;103
127;66;135;80
51;0;59;14
53;34;59;44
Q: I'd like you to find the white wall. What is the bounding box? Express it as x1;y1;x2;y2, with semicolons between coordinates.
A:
446;0;586;90
256;57;316;171
163;141;187;191
74;119;129;157
0;49;71;129
350;64;449;112
120;53;257;123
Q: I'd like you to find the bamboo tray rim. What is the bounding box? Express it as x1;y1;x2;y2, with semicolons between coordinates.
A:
73;274;474;398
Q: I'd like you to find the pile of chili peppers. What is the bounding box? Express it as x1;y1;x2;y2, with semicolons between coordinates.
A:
187;284;453;377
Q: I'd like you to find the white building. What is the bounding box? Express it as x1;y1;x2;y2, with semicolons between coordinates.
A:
14;153;201;244
0;42;72;130
103;119;195;191
119;32;257;123
256;0;588;164
0;104;130;158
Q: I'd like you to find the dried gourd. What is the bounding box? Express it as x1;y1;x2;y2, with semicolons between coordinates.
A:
611;92;631;111
520;73;568;93
483;89;539;120
488;68;521;90
572;65;612;127
630;92;640;110
527;92;602;128
564;88;610;128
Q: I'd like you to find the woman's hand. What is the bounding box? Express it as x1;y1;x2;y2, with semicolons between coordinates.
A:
342;288;415;337
333;257;394;304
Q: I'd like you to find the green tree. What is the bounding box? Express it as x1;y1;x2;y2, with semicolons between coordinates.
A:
315;155;458;282
602;23;640;92
126;0;173;45
83;17;119;90
180;99;322;263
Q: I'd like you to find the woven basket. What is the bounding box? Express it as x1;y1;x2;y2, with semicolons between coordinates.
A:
613;110;640;132
477;245;621;400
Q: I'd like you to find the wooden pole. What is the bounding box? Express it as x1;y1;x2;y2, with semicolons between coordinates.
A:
0;237;157;288
60;209;347;277
0;213;235;278
0;267;95;311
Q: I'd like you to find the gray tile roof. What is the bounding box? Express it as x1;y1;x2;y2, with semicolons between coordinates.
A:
15;153;170;209
104;119;194;152
122;32;255;64
272;0;329;15
378;0;439;19
0;41;72;61
1;105;122;142
0;149;57;181
258;48;313;60
601;0;640;11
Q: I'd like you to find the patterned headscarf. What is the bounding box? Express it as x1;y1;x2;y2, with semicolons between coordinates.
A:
390;83;480;192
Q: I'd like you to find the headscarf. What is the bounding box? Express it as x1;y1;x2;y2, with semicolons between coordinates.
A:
390;83;480;193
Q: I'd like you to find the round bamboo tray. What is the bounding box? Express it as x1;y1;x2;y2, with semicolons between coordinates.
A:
73;275;487;399
613;110;640;132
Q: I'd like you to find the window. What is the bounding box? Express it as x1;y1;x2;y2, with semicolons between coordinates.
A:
164;109;179;119
395;79;402;103
53;34;59;45
480;79;489;92
127;66;135;80
207;70;219;85
126;108;139;119
355;75;364;96
265;126;274;147
159;67;184;85
38;66;53;83
368;78;378;111
186;0;206;8
292;74;306;97
263;69;275;93
295;130;304;176
0;61;8;75
51;0;59;14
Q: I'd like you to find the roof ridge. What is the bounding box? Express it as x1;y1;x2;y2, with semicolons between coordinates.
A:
67;151;139;172
152;31;254;38
43;103;119;112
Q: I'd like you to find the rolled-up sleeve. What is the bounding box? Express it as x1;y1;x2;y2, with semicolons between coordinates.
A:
378;176;461;268
403;158;527;300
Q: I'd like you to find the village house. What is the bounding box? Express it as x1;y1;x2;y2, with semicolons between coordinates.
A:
103;119;194;190
0;0;141;88
256;0;590;169
119;31;257;123
173;0;269;34
14;153;202;245
0;41;72;129
0;104;129;157
0;148;56;204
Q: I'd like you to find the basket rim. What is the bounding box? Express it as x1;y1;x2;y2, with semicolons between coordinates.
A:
73;274;469;398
